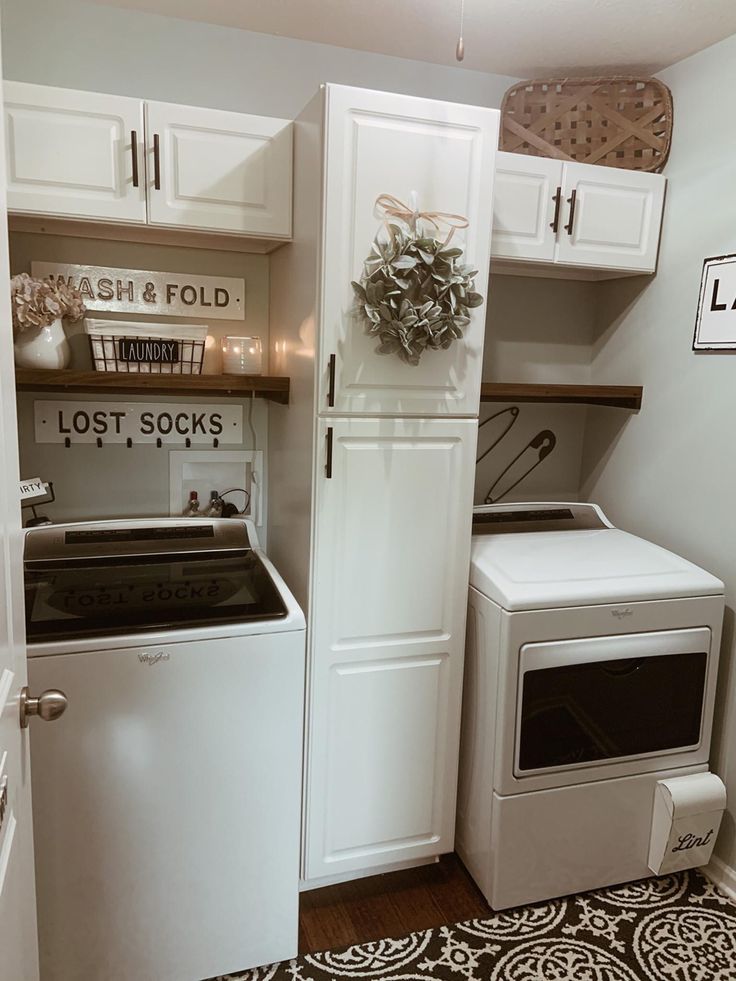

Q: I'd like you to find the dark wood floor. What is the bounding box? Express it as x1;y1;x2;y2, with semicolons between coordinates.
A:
299;854;489;955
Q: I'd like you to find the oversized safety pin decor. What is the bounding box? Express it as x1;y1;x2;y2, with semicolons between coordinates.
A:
484;429;557;504
476;406;520;465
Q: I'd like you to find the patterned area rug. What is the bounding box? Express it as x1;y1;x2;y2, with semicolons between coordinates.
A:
221;870;736;981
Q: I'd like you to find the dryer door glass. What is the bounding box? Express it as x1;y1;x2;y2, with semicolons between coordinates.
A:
25;551;287;642
516;629;710;774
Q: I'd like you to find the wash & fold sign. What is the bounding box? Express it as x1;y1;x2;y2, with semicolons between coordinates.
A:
31;262;245;320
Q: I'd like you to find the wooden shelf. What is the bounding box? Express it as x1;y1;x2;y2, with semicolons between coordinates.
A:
14;369;290;404
480;382;642;410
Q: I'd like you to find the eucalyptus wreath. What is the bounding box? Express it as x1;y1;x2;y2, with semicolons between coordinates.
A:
351;221;484;366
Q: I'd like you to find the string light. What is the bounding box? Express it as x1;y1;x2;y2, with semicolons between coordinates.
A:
456;0;465;61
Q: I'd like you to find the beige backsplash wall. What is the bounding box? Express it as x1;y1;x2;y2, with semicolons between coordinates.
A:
11;232;270;534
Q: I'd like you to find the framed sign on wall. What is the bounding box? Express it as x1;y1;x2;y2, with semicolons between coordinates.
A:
34;401;243;445
31;262;245;320
694;253;736;351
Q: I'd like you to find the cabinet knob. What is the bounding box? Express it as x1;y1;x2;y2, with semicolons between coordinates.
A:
564;189;577;236
153;133;161;190
550;186;562;233
19;687;68;729
131;129;139;188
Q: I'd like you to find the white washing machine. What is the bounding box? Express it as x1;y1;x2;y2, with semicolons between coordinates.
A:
23;518;306;981
456;502;725;910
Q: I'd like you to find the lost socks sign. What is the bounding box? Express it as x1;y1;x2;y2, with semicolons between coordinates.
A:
34;401;244;445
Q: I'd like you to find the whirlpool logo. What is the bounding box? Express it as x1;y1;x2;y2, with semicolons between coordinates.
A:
138;651;170;666
611;608;634;620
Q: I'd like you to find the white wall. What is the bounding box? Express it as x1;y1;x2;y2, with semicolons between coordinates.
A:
581;32;736;871
0;0;516;118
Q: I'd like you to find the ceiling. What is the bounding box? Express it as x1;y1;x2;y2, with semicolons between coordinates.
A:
87;0;736;77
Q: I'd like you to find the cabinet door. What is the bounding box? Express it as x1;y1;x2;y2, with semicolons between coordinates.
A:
491;151;562;262
555;162;665;273
319;85;497;416
4;81;145;223
145;101;292;237
304;417;476;882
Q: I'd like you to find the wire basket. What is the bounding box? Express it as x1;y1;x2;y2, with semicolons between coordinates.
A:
500;76;673;173
86;320;207;374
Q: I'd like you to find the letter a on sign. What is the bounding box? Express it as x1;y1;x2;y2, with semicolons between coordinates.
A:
694;253;736;350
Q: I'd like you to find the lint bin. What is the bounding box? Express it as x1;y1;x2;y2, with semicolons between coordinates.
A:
648;772;726;874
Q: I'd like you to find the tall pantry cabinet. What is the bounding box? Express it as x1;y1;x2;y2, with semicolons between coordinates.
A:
269;85;498;885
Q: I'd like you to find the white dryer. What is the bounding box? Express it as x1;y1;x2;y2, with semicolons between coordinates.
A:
456;502;725;910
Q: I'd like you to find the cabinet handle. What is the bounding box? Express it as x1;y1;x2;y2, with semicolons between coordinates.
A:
327;353;336;408
325;427;333;479
153;133;161;190
564;189;577;236
131;130;139;188
550;186;562;233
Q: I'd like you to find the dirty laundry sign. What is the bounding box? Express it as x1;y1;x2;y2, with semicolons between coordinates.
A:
19;477;46;501
694;253;736;350
31;262;245;321
34;401;243;445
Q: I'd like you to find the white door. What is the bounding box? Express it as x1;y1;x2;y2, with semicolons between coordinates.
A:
555;161;666;273
145;100;292;237
303;417;477;881
0;72;40;981
491;151;562;263
3;81;146;223
319;85;497;416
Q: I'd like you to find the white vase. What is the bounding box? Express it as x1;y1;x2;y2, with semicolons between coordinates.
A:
14;317;70;370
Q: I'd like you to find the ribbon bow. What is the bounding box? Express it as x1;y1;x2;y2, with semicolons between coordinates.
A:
374;193;469;246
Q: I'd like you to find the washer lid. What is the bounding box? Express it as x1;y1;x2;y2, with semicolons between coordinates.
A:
470;514;724;611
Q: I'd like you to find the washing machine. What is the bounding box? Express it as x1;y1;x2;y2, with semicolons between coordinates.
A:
456;502;725;910
23;518;306;981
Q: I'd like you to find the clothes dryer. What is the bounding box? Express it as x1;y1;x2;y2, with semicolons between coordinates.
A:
456;503;724;909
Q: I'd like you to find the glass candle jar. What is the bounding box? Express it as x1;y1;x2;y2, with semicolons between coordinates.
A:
221;336;263;375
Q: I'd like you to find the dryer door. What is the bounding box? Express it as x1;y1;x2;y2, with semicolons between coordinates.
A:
514;627;710;779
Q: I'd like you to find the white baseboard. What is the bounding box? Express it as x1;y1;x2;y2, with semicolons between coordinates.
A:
300;855;439;892
702;855;736;901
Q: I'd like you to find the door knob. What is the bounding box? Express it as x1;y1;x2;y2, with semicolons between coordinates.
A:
19;687;68;729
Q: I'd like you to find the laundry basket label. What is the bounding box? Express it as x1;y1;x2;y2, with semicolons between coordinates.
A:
118;338;180;364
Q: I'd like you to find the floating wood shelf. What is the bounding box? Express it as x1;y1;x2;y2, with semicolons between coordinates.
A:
14;369;290;405
480;382;642;410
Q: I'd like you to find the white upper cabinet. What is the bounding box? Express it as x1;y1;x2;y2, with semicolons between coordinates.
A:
145;101;292;237
320;85;498;416
304;416;476;881
492;153;562;263
491;150;666;276
2;82;292;241
555;161;666;272
4;81;146;223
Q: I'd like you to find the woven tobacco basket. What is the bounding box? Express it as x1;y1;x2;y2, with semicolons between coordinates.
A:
500;76;673;173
